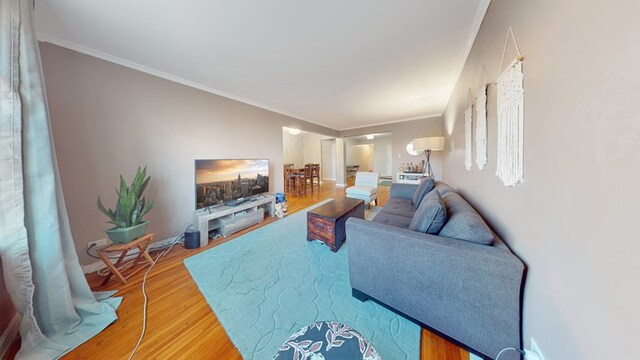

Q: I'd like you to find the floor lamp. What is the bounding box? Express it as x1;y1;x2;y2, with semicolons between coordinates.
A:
412;137;444;178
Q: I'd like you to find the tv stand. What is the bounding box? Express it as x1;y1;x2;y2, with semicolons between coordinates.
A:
193;194;276;248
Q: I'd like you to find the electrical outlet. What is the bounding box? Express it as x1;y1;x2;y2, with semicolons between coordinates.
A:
525;338;546;360
88;238;108;249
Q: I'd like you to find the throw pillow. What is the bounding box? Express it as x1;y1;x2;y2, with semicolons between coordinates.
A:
409;190;447;234
412;177;435;208
438;192;494;244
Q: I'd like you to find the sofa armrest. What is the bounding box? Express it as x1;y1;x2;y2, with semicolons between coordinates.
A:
389;183;417;201
346;218;524;359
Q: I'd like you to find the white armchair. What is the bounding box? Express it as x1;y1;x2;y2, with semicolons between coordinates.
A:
346;172;379;206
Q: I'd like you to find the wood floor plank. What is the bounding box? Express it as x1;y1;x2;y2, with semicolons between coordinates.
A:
7;179;467;360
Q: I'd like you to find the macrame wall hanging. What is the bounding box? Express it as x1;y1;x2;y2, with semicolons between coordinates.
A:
495;26;525;186
475;83;488;170
464;105;473;171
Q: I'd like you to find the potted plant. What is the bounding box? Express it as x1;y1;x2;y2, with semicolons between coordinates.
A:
97;166;155;244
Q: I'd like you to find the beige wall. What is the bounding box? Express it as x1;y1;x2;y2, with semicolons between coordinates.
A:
40;43;337;266
340;117;444;180
443;0;640;359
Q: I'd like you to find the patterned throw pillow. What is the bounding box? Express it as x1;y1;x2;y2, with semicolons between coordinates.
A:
275;321;380;360
412;177;435;208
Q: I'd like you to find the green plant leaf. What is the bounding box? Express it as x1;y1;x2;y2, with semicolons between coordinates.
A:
119;175;127;196
97;197;116;221
136;176;150;200
98;165;154;229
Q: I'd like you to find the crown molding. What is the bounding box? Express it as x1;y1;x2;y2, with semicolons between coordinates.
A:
37;34;338;131
338;113;443;132
38;0;491;136
442;0;491;114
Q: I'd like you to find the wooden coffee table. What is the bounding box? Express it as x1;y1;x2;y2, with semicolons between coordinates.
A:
307;198;365;252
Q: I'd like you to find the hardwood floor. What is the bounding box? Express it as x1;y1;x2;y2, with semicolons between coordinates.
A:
9;179;468;360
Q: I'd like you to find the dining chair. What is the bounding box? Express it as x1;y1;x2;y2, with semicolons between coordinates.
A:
283;164;296;190
310;164;320;189
299;164;313;193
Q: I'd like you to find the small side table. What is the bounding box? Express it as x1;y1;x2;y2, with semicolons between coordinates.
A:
98;233;155;286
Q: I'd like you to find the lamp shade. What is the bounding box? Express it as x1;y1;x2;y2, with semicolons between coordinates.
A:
412;136;444;151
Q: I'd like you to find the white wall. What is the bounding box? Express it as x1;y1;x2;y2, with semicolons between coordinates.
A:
371;136;392;176
302;132;331;165
283;130;331;168
335;138;346;186
321;139;336;180
283;129;304;167
41;43;337;265
345;138;372;172
442;0;640;359
340;117;443;180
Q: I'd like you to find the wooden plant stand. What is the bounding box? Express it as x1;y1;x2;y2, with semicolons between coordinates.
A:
98;233;155;286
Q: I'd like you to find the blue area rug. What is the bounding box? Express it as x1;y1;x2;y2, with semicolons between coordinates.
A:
184;200;420;359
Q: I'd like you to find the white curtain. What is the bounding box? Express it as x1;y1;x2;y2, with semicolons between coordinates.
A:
0;0;120;358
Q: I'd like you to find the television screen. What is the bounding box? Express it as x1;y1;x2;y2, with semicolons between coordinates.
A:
195;159;269;210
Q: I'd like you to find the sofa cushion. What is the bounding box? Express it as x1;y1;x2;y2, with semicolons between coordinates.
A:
438;192;494;244
434;181;454;196
346;185;377;196
380;198;415;218
389;183;418;200
412;177;435;208
371;212;412;229
409;190;447;234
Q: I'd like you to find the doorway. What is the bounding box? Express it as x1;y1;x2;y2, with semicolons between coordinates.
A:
344;132;392;180
282;127;337;189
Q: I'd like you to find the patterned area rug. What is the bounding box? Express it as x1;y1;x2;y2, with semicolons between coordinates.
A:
184;199;419;359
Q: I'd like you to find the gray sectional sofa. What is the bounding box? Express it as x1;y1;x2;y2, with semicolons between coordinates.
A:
346;181;525;360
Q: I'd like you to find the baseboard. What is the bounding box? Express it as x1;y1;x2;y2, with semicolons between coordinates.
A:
0;313;20;359
335;183;346;187
322;178;336;181
81;236;180;274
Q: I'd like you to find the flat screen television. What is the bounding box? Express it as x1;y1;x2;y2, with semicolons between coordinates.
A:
195;159;269;210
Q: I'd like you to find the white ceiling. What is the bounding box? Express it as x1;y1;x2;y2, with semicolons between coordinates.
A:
35;0;490;131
